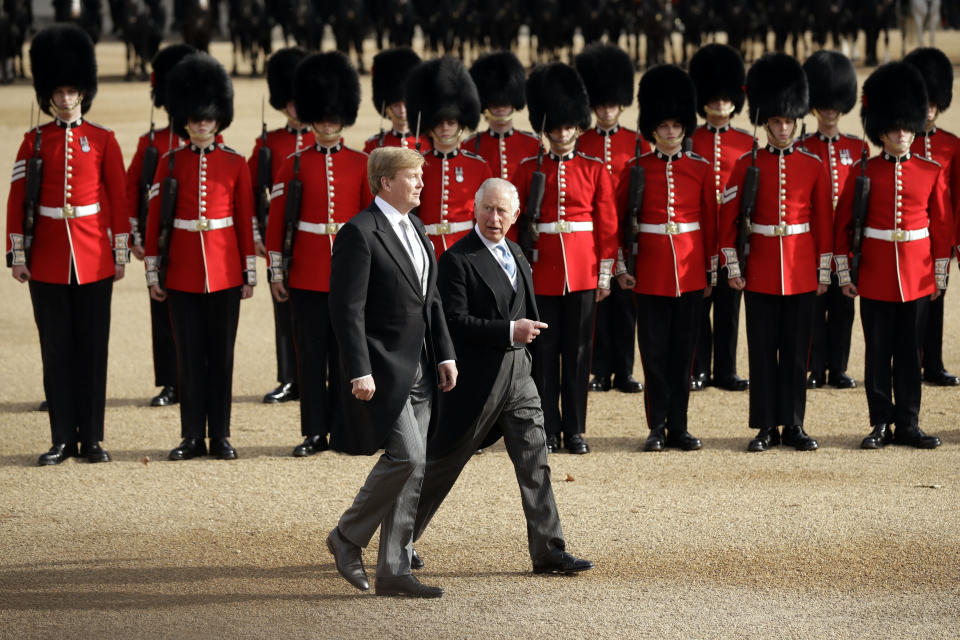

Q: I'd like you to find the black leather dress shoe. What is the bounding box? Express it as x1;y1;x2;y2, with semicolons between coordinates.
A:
411;549;424;570
782;424;819;451
263;382;300;404
861;424;892;449
666;429;702;451
327;527;369;591
923;370;960;386
564;433;590;454
292;435;328;457
613;374;644;393
150;385;178;407
748;426;780;452
80;442;111;463
375;574;443;598
644;426;666;452
807;372;826;389
690;372;708;391
38;443;78;466
168;438;207;461
545;434;560;453
210;437;238;460
715;374;749;391
588;375;611;392
533;550;594;574
893;425;941;449
827;371;857;389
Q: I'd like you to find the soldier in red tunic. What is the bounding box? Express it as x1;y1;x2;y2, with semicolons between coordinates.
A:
7;25;129;466
363;48;431;154
144;53;257;461
461;51;540;183
266;52;370;458
248;47;314;405
802;51;863;391
688;43;753;393
904;47;960;387
512;62;619;454
575;43;646;396
835;62;951;450
405;56;492;256
126;44;198;409
616;65;716;452
719;53;834;452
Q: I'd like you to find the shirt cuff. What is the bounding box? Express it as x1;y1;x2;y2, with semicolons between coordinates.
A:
437;360;455;366
350;374;372;383
509;320;516;345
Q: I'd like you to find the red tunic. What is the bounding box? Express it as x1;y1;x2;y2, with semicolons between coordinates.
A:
265;141;370;292
417;148;493;256
512;150;619;294
363;129;432;154
801;132;866;212
144;142;256;293
719;143;834;296
461;127;541;182
577;124;649;191
247;125;315;242
834;151;952;302
911;127;960;237
7;118;130;284
690;123;755;208
618;149;717;297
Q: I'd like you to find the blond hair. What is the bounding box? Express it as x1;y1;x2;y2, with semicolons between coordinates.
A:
367;147;425;196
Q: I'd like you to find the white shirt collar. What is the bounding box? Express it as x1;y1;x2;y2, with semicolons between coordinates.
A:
375;195;409;229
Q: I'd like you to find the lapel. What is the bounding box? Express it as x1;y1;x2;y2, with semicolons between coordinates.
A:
464;230;512;319
507;239;538;322
370;203;424;300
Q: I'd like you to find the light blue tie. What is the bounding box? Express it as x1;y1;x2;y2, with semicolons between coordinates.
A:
495;244;517;289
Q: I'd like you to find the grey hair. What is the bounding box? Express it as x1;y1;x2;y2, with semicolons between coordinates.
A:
474;177;520;214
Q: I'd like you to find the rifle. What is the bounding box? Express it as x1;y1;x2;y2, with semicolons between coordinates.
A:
517;115;547;263
281;152;303;288
736;116;760;277
136;103;159;248
156;129;178;289
414;111;422;154
849;140;871;285
255;96;272;242
377;101;387;148
20;104;42;267
622;135;645;276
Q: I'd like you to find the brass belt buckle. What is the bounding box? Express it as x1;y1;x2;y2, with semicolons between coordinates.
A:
437;221;450;234
62;204;75;219
893;229;906;242
665;221;679;235
197;217;209;231
326;222;339;234
556;220;571;233
774;222;787;236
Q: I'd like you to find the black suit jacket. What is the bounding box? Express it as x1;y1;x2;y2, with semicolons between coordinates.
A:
328;201;456;455
430;229;539;457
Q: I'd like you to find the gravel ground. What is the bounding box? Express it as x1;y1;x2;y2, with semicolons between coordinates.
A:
0;34;959;640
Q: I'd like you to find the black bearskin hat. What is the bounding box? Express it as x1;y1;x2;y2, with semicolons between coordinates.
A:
575;44;635;108
404;56;481;131
688;44;745;118
803;51;857;114
294;51;360;127
151;44;196;109
638;64;698;143
861;62;928;147
525;62;592;133
745;53;808;124
166;53;233;139
903;47;953;112
267;47;308;112
30;24;97;116
371;47;421;113
469;51;526;112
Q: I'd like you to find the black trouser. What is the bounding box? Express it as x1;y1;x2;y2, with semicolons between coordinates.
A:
694;267;743;380
272;296;298;385
289;288;338;438
636;290;702;432
532;290;595;438
921;290;946;375
167;287;241;439
150;297;178;387
590;277;636;379
808;273;855;376
861;296;928;429
744;291;815;429
29;276;113;446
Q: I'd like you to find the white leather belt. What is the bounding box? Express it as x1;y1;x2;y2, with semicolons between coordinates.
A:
864;226;929;242
751;222;810;237
39;203;100;219
298;220;343;235
173;216;233;231
536;220;594;234
423;220;473;235
638;221;700;235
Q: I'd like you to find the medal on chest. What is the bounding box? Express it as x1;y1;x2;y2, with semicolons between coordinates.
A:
839;148;852;166
455;166;464;183
80;136;90;153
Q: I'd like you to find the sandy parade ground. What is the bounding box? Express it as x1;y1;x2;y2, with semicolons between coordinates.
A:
1;29;959;639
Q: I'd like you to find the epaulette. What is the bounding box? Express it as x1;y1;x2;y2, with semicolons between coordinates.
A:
460;149;485;161
285;146;309;160
519;154;538;165
462;132;478;143
218;143;242;156
83;120;113;132
840;133;862;142
732;126;753;137
517;129;540;140
914;154;942;168
735;149;752;162
685;150;709;164
639;150;655;158
162;143;189;159
576;151;602;162
797;148;822;162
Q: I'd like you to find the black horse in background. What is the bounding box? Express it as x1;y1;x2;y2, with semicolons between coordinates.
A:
120;0;163;80
228;0;271;75
0;0;29;82
328;0;368;72
366;0;416;49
